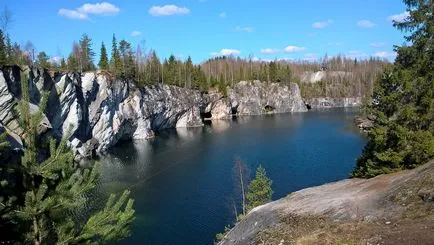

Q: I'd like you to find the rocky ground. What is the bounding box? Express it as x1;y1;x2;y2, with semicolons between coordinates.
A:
219;160;434;245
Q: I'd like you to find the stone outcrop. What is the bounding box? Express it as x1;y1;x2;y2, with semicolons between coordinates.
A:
305;97;361;109
300;71;352;84
228;81;308;115
219;160;434;245
0;67;308;158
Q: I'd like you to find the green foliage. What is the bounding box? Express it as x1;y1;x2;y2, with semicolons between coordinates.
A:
215;225;231;242
118;39;135;79
1;72;135;244
36;52;51;69
246;165;273;212
98;42;109;70
79;34;96;72
67;54;79;72
353;0;434;177
110;34;122;76
0;29;6;66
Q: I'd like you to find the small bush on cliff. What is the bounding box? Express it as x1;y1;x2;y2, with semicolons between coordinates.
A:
352;0;434;177
0;73;135;244
246;165;273;212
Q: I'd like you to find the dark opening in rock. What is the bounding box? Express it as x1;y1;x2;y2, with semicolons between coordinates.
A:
305;103;312;110
200;111;212;125
264;105;275;112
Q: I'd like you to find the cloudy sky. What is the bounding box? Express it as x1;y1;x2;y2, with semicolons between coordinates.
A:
4;0;408;63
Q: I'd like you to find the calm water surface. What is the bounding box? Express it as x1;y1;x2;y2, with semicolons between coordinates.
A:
98;108;366;245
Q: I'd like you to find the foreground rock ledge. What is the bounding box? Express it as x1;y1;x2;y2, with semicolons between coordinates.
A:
219;160;434;245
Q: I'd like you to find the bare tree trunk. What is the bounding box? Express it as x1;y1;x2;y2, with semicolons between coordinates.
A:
239;163;246;215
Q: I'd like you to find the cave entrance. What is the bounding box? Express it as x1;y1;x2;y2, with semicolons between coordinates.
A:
200;111;212;125
306;103;312;110
264;105;275;112
231;107;238;119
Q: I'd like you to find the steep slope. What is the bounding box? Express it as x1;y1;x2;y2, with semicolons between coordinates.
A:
219;161;434;245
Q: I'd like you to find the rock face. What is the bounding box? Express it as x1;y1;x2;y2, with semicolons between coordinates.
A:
300;71;352;84
305;97;361;109
219;160;434;245
0;67;308;158
228;81;308;115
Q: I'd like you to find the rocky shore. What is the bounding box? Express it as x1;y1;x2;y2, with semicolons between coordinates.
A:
0;66;309;158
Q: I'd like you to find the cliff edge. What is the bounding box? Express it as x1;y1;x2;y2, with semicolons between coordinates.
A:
219;160;434;245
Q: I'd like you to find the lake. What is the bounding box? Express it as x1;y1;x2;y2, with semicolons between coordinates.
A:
97;108;366;245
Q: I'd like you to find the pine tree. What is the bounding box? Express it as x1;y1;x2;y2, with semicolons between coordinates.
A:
185;56;193;88
98;41;109;70
79;34;95;72
60;57;67;71
110;34;122;75
36;52;50;69
0;30;6;66
5;34;12;64
67;55;78;72
149;51;161;84
246;165;273;212
8;72;135;244
353;0;434;177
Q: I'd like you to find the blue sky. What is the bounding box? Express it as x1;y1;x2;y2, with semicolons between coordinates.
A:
4;0;409;63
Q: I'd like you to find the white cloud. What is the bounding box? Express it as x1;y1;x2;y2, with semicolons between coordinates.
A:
219;12;227;18
260;48;279;54
149;5;190;16
131;31;141;37
211;49;241;56
370;42;387;48
234;26;254;32
312;19;333;29
58;2;119;20
284;45;306;53
387;11;410;23
58;9;88;20
357;20;375;28
78;2;119;15
374;51;397;59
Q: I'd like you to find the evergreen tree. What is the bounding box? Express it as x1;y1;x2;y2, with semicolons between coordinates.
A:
110;34;122;75
118;40;135;79
67;54;78;72
0;30;6;66
98;41;109;70
185;56;193;88
353;0;434;177
36;52;50;69
268;61;278;82
60;57;67;71
246;165;273;212
79;34;95;71
149;51;161;84
5;34;12;64
4;73;135;244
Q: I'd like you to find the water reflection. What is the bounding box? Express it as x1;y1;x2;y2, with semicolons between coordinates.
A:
97;109;365;245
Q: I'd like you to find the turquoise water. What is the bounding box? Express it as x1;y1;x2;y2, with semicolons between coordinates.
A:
98;108;366;245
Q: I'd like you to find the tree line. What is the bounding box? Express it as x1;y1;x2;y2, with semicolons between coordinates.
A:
0;29;388;98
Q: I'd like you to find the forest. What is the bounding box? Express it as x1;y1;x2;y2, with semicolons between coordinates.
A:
0;27;388;99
